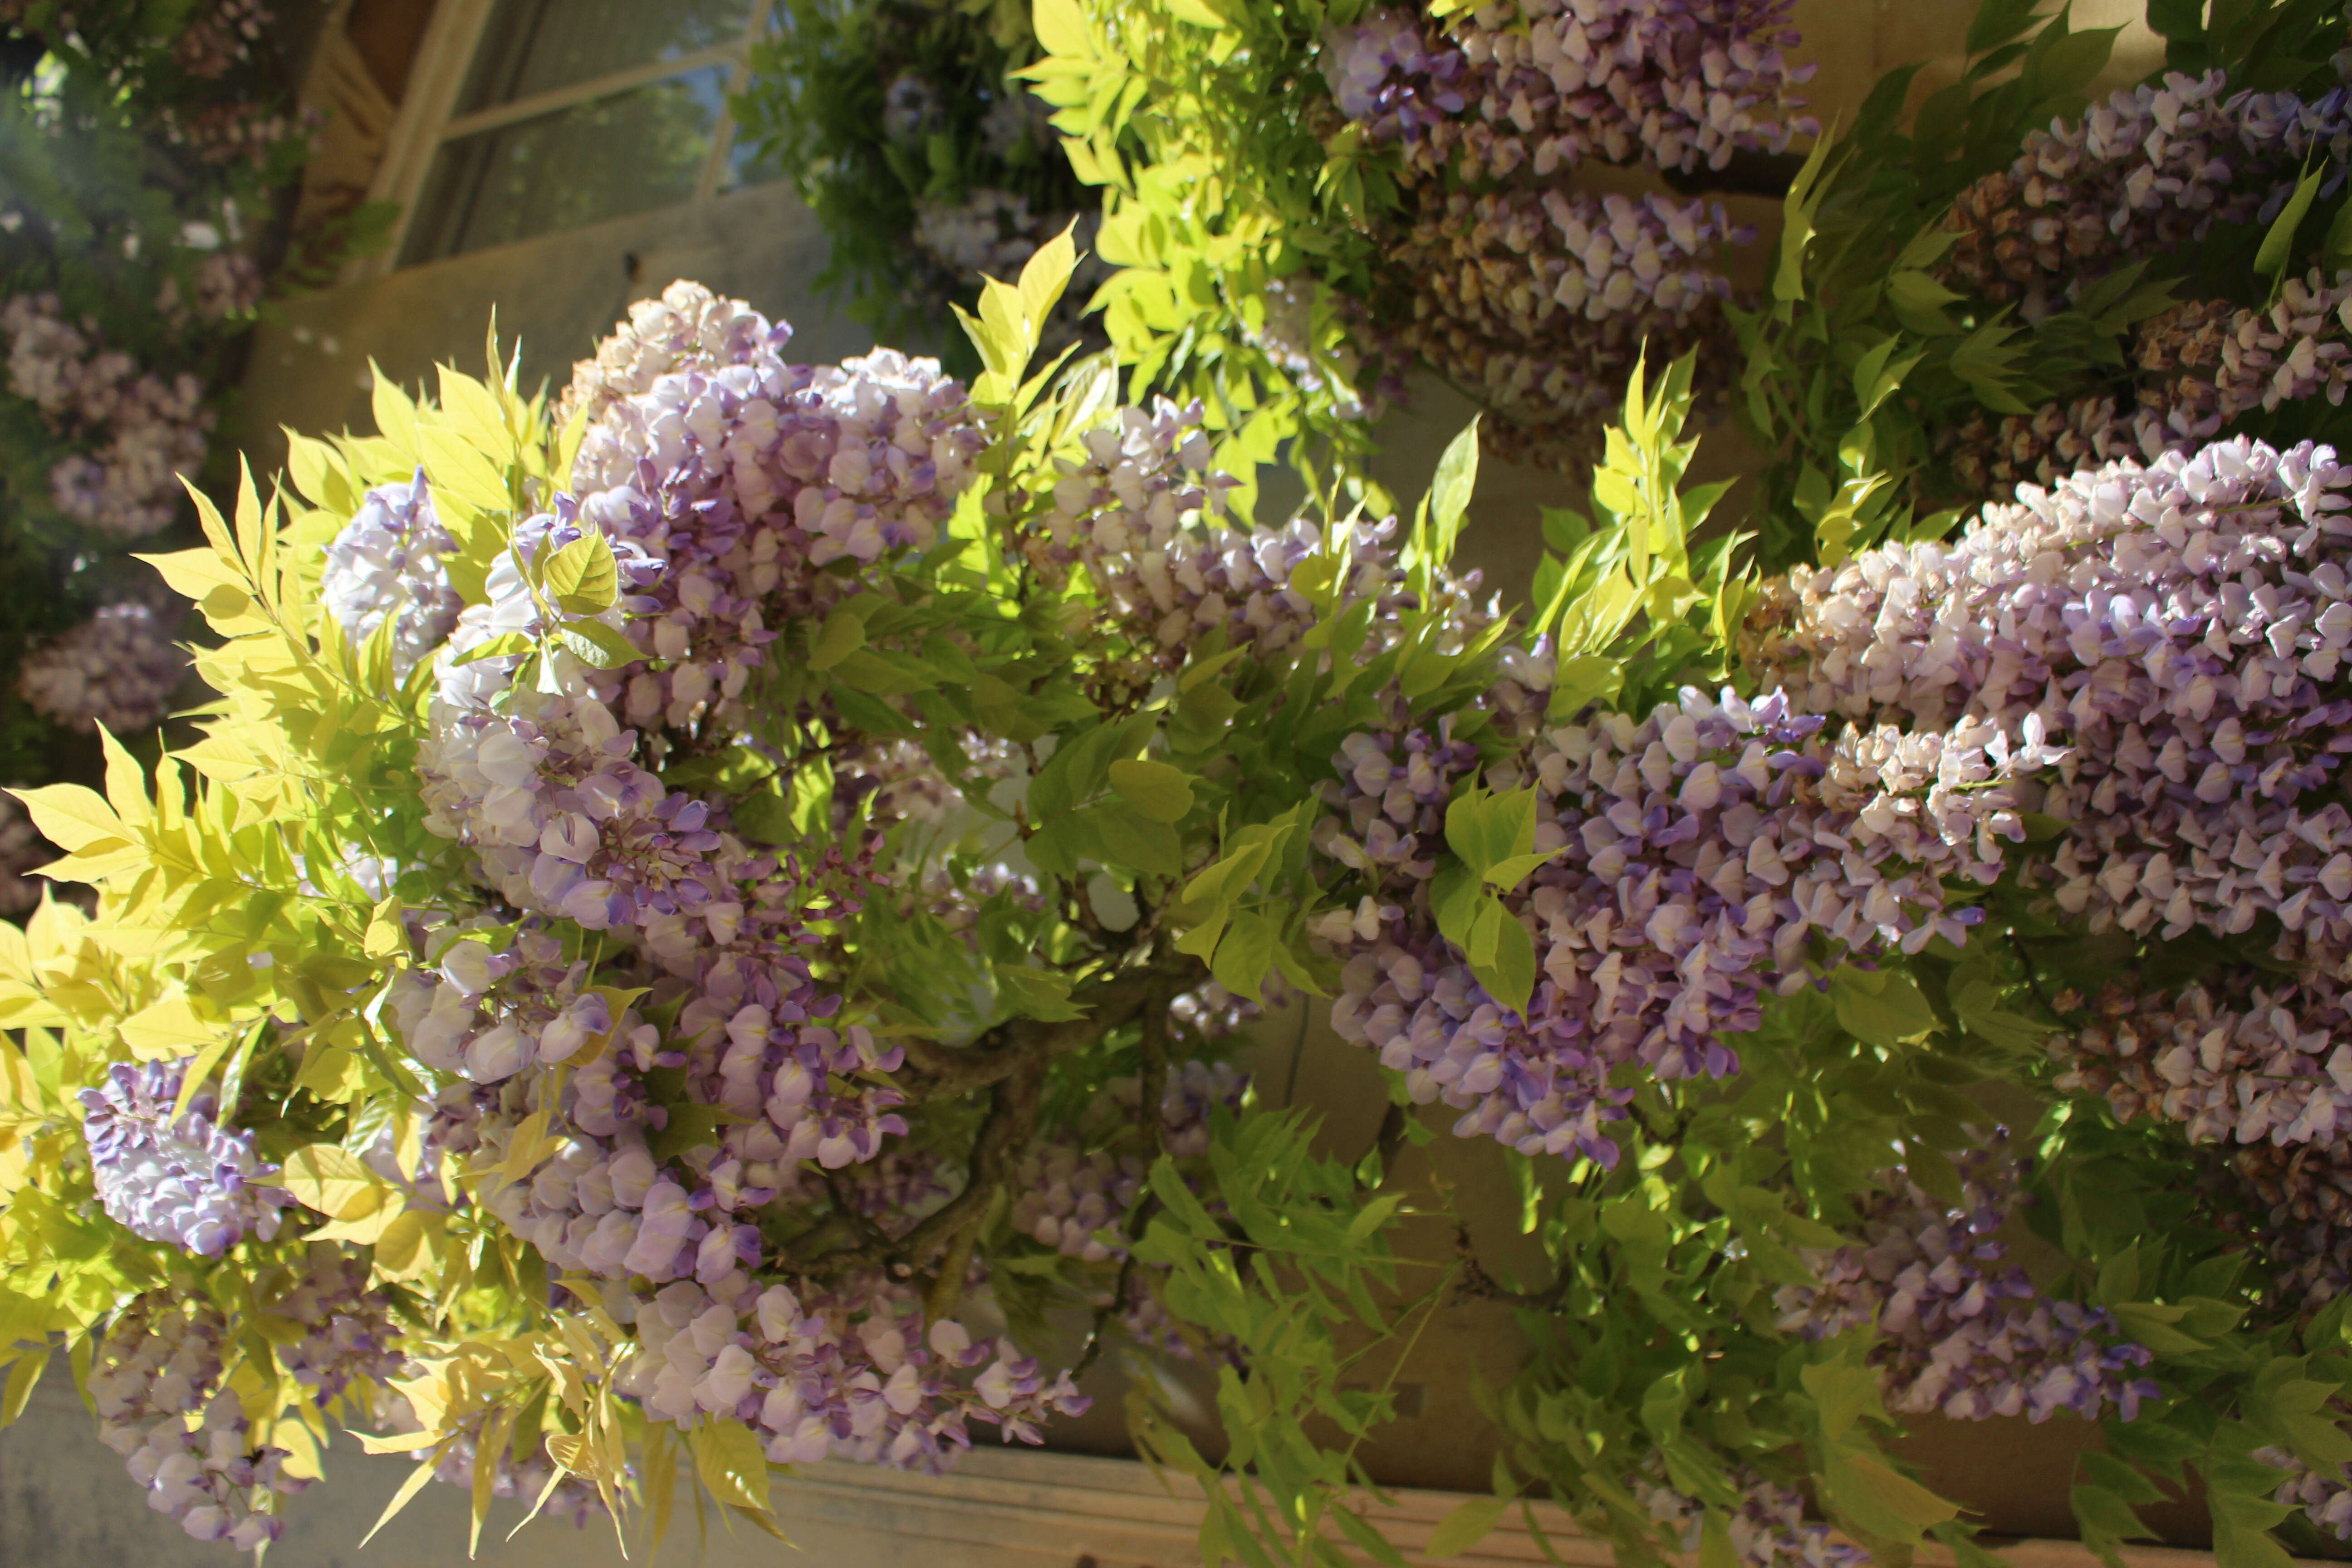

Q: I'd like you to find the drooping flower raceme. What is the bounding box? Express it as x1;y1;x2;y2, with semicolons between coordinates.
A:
16;599;188;734
378;295;1103;1475
557;279;774;435
1313;0;1811;465
0;292;213;539
1776;1148;2159;1424
1319;687;2050;1165
2052;968;2352;1149
90;1258;401;1553
1945;274;2352;499
614;1277;1088;1474
1330;0;1815;181
568;302;985;737
2263;1442;2352;1542
1748;437;2352;971
78;1058;290;1256
319;470;463;680
1390;187;1746;465
1633;1459;1870;1568
1009;1060;1249;1259
2208;1135;2352;1304
90;1296;301;1551
1945;71;2352;314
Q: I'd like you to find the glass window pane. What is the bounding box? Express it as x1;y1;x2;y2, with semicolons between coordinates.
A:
402;68;728;265
458;0;753;112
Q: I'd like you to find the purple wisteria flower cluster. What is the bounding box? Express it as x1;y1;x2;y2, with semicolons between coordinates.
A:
90;1257;402;1552
2262;1442;2352;1542
1009;1059;1249;1259
1945;71;2352;317
1775;1147;2159;1424
1945;273;2352;499
1326;0;1814;182
1313;0;1812;463
1633;1459;1869;1568
2210;1137;2352;1304
0;292;212;540
1750;437;2352;1289
558;280;775;434
78;1058;290;1256
268;1251;407;1403
367;288;1132;1475
1316;687;2048;1165
566;287;985;737
90;1296;304;1551
2053;968;2352;1148
15;598;188;734
1391;187;1746;464
614;1278;1087;1474
1032;400;1399;668
1749;437;2352;962
319;470;464;681
171;0;274;81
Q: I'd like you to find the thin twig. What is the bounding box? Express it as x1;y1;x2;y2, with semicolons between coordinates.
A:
1453;1222;1572;1311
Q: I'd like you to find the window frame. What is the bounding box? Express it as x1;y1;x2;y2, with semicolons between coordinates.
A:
358;0;772;277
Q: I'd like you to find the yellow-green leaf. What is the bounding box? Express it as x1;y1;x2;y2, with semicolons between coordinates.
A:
11;785;129;854
1422;1495;1508;1560
281;1143;382;1220
1107;758;1195;823
118;995;220;1061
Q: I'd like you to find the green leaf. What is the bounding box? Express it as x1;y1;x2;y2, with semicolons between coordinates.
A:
1093;801;1183;877
2258;163;2325;277
995;964;1085;1022
1832;1453;1960;1537
1965;0;2042;53
1831;967;1938;1046
2327;196;2352;265
0;1353;44;1428
689;1419;771;1512
1425;417;1480;571
1444;782;1537;880
1211;908;1279;1001
2111;1302;2210;1355
647;1103;753;1162
1472;902;1536;1017
1548;652;1622;717
1699;1511;1741;1568
1030;715;1149;822
552;622;642;669
361;1438;451;1547
2030;25;2121;102
1431;857;1482;951
1019;223;1081;330
1107;758;1196;823
1419;1494;1508;1562
830;647;936;696
1484;848;1562;893
540;534;618;616
808;608;866;671
452;631;536;666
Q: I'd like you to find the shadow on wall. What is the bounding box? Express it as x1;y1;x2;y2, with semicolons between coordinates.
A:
236;180;906;475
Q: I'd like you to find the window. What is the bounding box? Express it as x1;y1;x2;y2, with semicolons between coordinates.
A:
371;0;776;270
